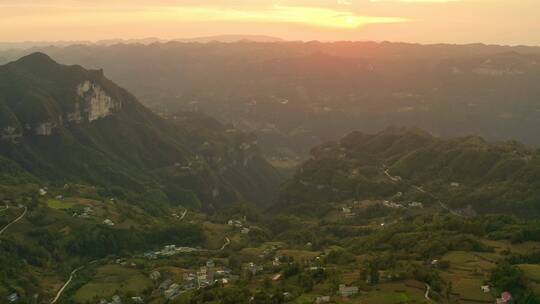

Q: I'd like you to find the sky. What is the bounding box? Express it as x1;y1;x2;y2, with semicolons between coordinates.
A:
0;0;539;45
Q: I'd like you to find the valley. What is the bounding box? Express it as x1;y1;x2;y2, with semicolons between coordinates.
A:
3;0;540;302
2;177;539;303
0;52;539;304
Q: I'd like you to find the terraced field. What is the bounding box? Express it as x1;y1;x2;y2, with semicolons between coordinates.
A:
73;265;153;303
360;281;428;304
520;264;540;282
440;251;495;303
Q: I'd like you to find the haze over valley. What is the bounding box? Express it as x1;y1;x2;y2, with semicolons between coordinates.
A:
1;1;540;304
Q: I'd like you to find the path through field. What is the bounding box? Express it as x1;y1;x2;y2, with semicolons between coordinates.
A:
50;266;84;304
0;206;27;235
220;237;231;251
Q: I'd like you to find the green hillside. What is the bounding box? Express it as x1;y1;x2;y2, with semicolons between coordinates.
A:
278;127;540;217
0;53;281;210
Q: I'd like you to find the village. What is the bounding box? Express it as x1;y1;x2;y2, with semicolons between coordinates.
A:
1;183;533;304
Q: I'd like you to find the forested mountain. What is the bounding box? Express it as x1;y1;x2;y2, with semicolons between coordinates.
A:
0;53;280;210
2;42;540;161
278;128;540;218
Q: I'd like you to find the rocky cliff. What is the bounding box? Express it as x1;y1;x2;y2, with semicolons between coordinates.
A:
0;54;126;140
0;53;281;208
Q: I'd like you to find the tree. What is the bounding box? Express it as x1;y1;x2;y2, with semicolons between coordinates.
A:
490;262;527;299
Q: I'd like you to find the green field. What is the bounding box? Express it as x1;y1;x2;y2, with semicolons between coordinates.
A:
440;251;494;302
203;221;233;249
292;294;317;303
519;264;540;282
277;249;320;261
359;282;427;304
454;278;492;302
73;265;152;303
47;199;75;210
482;240;540;255
443;251;495;272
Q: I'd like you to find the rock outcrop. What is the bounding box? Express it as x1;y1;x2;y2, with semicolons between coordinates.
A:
3;80;121;138
0;126;22;141
77;80;121;122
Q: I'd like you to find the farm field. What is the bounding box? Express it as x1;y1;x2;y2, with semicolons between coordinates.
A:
440;251;495;303
47;199;75;210
519;264;540;282
359;281;428;304
73;265;152;303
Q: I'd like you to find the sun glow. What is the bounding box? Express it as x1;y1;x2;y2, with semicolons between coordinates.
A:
175;5;409;29
0;3;408;31
94;5;408;29
1;0;536;44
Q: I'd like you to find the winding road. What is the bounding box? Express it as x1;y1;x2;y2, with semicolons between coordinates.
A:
438;201;465;217
0;206;27;235
384;168;401;182
220;237;231;251
179;209;188;221
424;283;432;302
382;165;465;217
50;266;84;304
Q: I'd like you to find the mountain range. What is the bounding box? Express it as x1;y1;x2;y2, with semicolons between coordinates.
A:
0;53;281;210
2;41;540;163
0;35;284;51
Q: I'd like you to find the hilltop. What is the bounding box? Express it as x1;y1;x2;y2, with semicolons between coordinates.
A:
278;127;540;218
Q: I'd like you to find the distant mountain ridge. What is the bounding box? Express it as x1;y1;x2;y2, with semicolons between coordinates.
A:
174;35;284;43
2;41;540;161
0;53;281;209
0;35;284;51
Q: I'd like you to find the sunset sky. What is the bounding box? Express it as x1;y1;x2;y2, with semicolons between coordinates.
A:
1;0;539;45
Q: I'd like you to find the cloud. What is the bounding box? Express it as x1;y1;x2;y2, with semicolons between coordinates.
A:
0;0;538;45
0;2;409;29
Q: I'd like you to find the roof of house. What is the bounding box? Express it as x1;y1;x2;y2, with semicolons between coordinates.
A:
501;291;513;301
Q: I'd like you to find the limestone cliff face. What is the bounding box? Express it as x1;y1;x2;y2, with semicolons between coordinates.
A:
0;54;128;141
1;80;122;140
77;80;121;122
28;80;121;137
66;102;82;123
